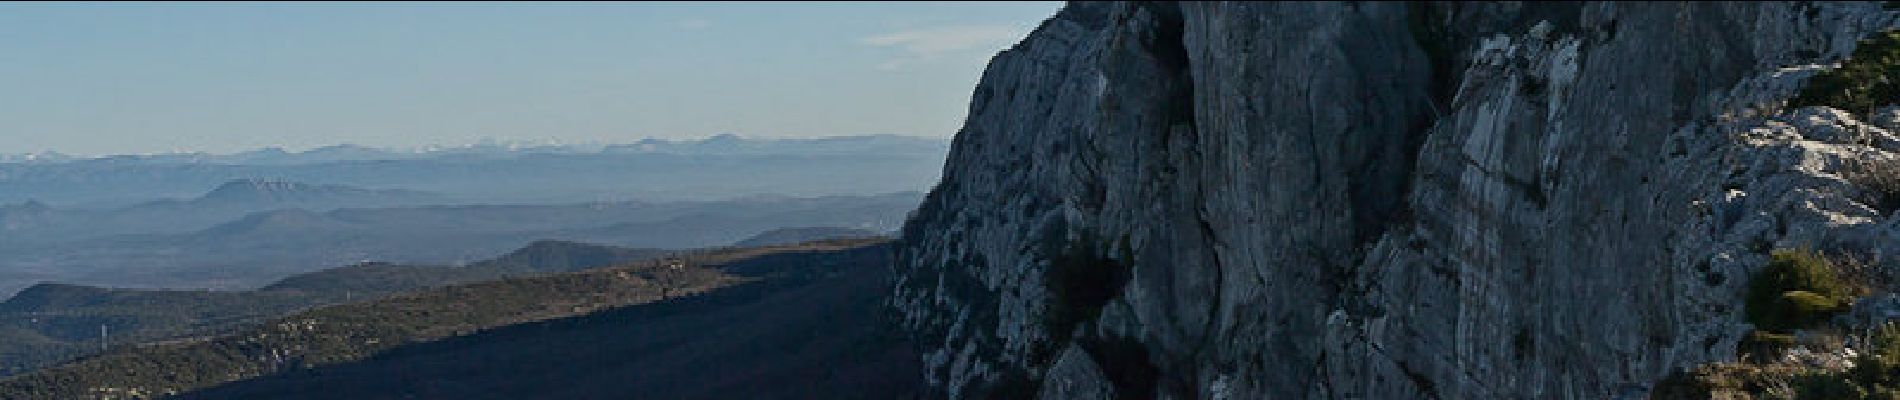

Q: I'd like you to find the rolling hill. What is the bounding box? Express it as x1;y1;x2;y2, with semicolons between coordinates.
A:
0;239;911;399
175;240;920;400
0;240;672;377
0;179;445;245
0;191;919;296
732;226;881;247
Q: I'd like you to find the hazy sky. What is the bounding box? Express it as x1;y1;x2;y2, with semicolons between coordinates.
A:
0;1;1062;156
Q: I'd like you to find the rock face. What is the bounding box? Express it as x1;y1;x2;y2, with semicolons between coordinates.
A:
890;2;1900;399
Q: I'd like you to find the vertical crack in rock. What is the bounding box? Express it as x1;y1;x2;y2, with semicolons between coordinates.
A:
894;1;1900;399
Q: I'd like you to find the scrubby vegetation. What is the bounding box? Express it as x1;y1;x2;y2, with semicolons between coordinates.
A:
1846;323;1900;398
0;286;322;377
0;241;667;377
1793;372;1867;400
1737;330;1801;362
1652;362;1810;399
0;239;884;399
1789;29;1900;115
1655;248;1900;399
1745;249;1856;333
170;241;916;400
1653;323;1900;399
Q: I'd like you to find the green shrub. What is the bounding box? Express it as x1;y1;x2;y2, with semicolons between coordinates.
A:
1870;323;1900;360
1782;291;1850;324
1651;362;1807;400
1853;324;1900;393
1789;30;1900;115
1795;372;1867;400
1747;249;1854;332
1740;330;1800;362
1870;386;1900;400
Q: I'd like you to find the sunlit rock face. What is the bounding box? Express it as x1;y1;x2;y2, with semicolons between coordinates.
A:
891;2;1900;398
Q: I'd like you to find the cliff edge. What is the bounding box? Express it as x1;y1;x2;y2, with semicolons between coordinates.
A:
892;2;1900;398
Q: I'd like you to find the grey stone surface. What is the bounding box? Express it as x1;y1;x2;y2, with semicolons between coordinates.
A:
1038;346;1116;399
891;2;1900;399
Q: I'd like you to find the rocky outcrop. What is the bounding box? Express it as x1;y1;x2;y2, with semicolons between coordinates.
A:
890;2;1900;399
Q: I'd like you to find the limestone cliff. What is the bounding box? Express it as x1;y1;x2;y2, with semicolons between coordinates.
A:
890;2;1900;398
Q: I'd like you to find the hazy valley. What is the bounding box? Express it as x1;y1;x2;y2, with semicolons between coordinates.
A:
0;134;936;388
0;134;938;296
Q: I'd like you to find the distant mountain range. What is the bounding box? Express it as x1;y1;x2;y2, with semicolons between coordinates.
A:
733;227;881;247
0;179;445;245
0;135;949;208
189;179;441;205
0;134;939;298
0;188;919;297
0;134;947;166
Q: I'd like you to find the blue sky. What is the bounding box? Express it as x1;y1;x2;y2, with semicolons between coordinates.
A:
0;1;1063;155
